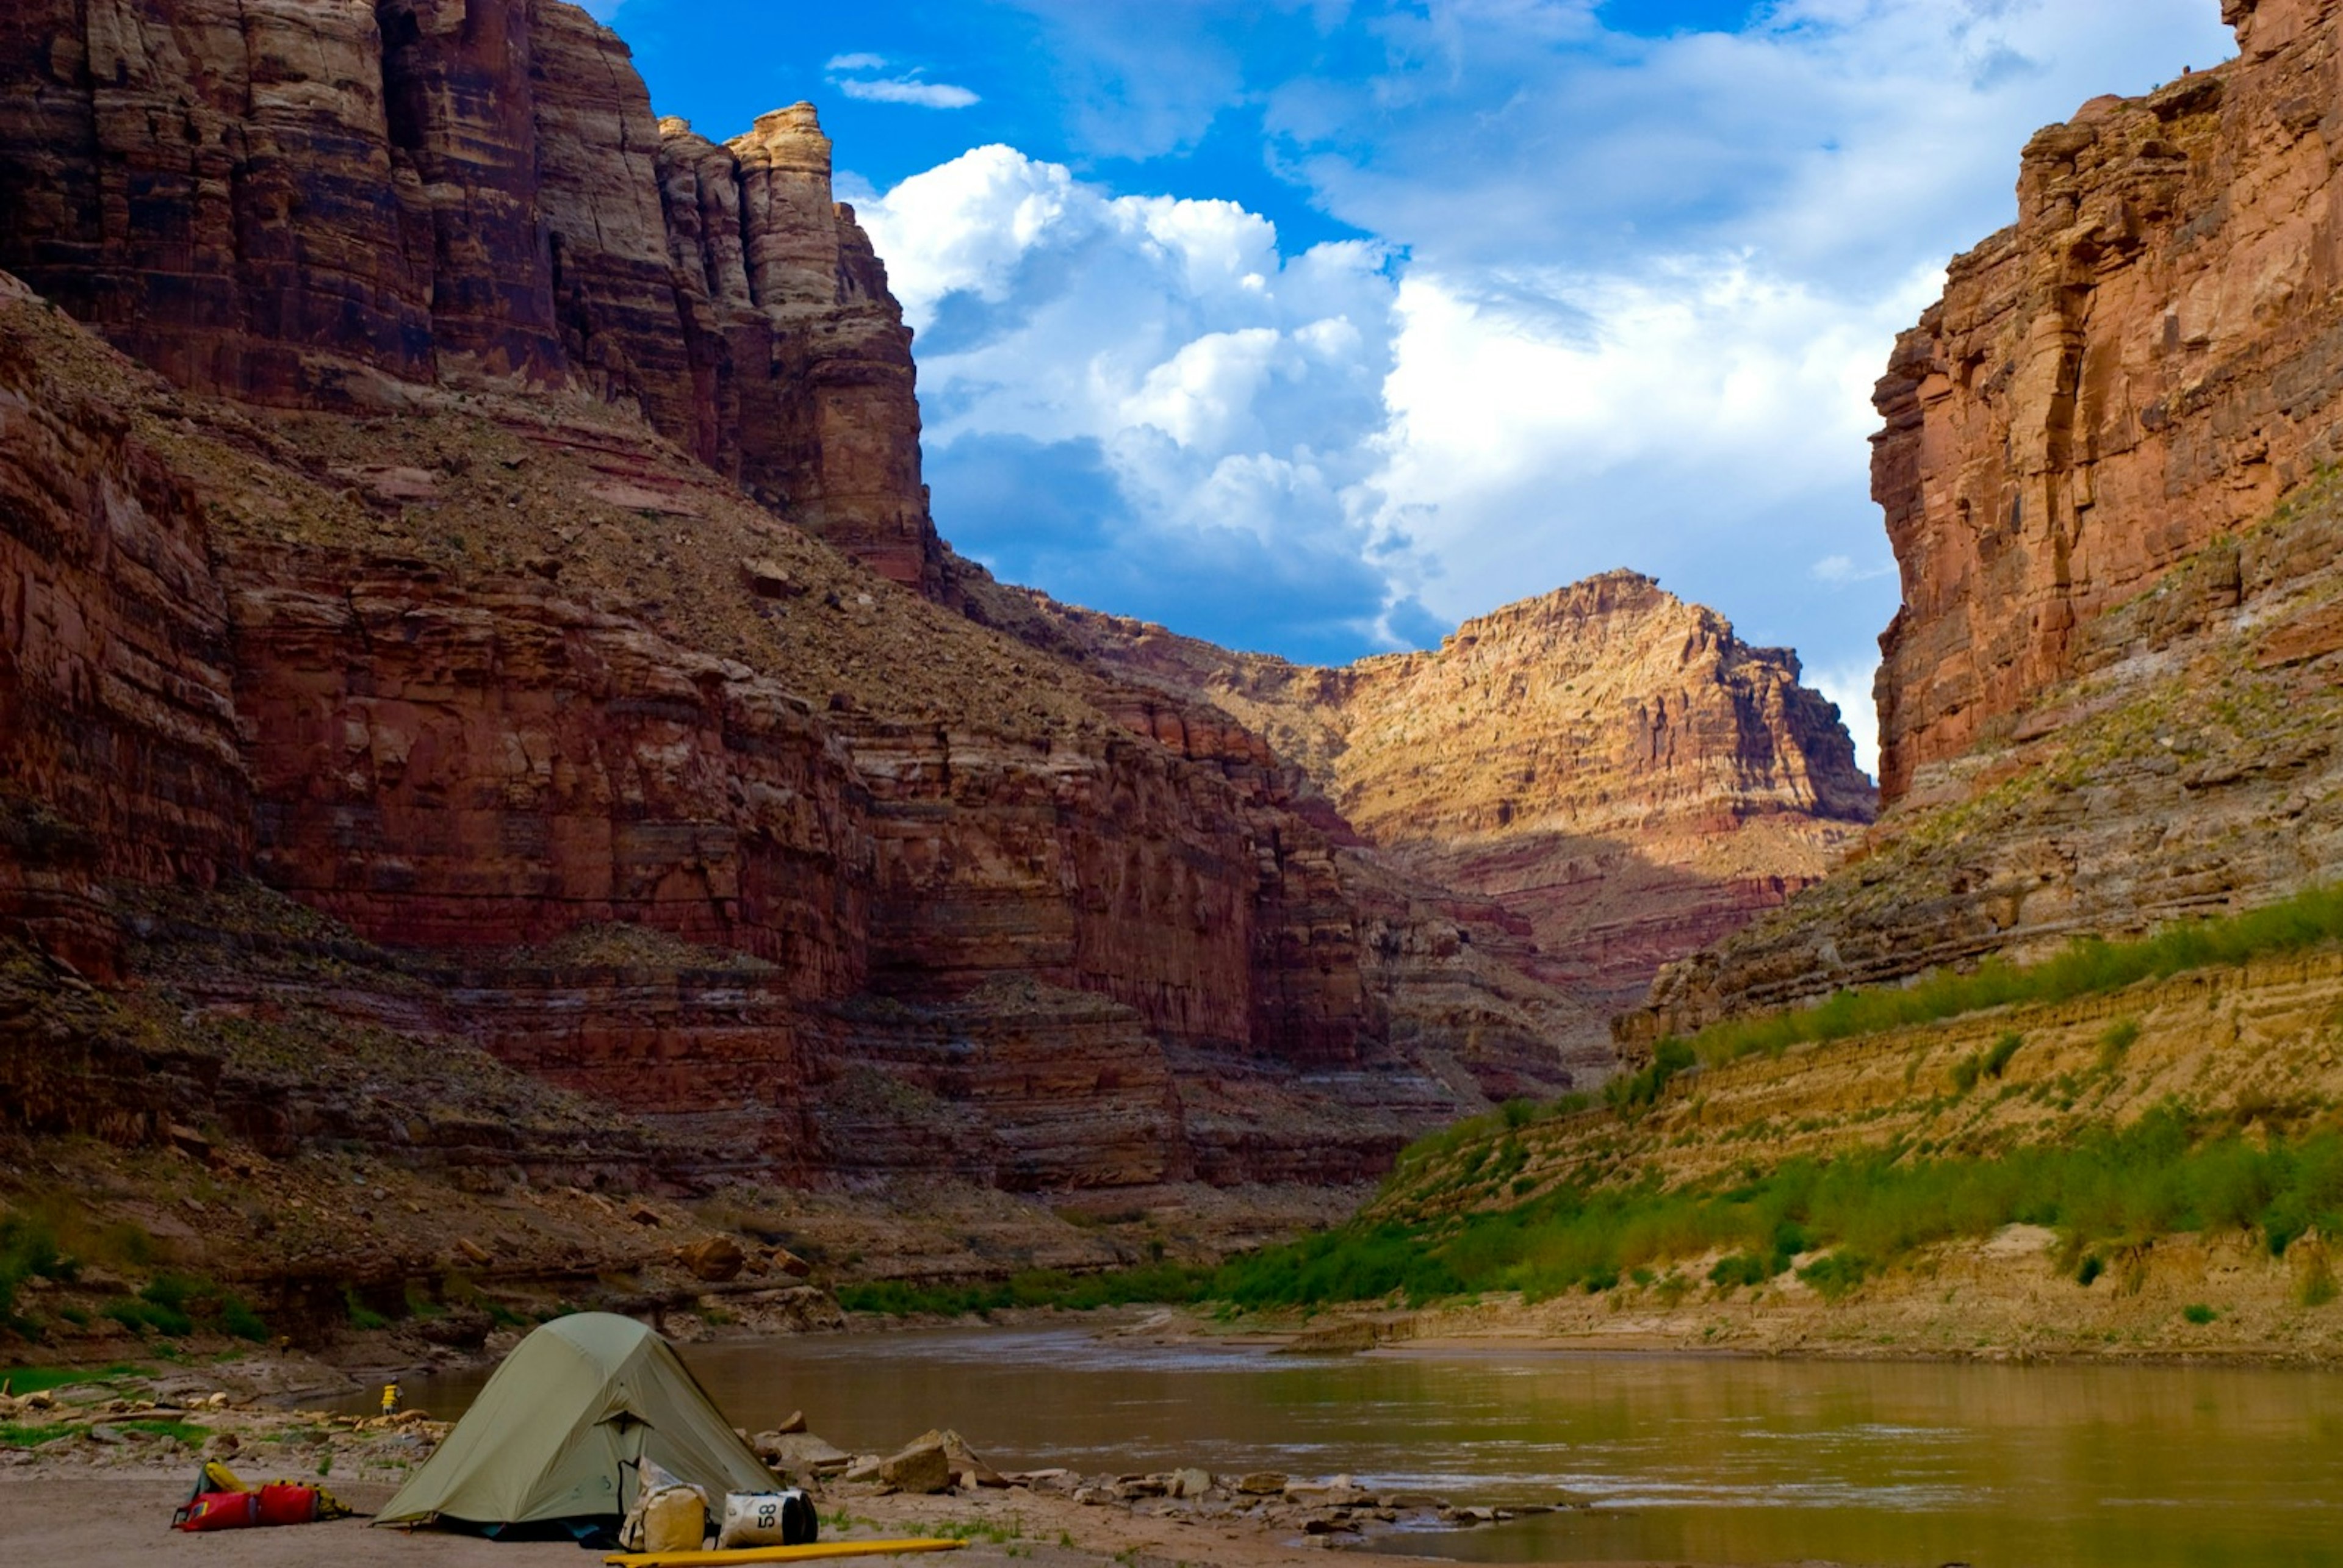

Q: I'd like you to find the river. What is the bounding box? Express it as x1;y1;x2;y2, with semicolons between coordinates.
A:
383;1327;2343;1566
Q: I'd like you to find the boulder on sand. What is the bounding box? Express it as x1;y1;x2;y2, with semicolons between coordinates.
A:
867;1434;951;1495
930;1428;1005;1489
1167;1467;1213;1499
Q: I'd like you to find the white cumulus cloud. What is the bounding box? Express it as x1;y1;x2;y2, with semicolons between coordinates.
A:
1810;660;1884;781
832;0;2234;747
836;76;981;110
854;148;1418;657
1812;554;1898;585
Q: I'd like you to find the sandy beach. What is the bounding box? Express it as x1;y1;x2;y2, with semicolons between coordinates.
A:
0;1468;1743;1568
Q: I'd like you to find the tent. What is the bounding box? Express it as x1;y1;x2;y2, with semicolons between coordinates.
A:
375;1312;773;1536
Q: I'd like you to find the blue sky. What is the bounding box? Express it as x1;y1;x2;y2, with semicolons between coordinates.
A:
587;0;2237;774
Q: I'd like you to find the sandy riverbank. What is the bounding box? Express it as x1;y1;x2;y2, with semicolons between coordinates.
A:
0;1347;1861;1568
0;1465;1758;1568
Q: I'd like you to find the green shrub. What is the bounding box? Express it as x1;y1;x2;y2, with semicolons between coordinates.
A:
1984;1033;2024;1079
218;1297;269;1343
0;1216;69;1329
2297;1256;2339;1309
2098;1020;2142;1069
138;1275;200;1313
97;1276;268;1342
1707;1253;1774;1292
103;1299;192;1337
2182;1303;2219;1325
344;1289;389;1332
2076;1253;2105;1287
1686;885;2343;1067
1607;1038;1696;1115
1950;1055;1983;1095
1796;1250;1871;1301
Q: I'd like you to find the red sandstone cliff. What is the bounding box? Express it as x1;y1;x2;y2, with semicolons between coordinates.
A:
0;266;1550;1191
0;0;1780;1210
1634;0;2343;1037
1874;0;2343;805
0;0;938;592
966;572;1876;1029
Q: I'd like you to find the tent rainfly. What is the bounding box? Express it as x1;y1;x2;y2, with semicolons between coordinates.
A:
375;1312;772;1536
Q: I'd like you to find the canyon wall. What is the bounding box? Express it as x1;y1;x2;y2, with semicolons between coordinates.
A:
0;0;1657;1203
1632;0;2343;1037
1874;0;2343;805
0;0;938;590
0;271;1540;1189
973;572;1876;1024
0;272;249;984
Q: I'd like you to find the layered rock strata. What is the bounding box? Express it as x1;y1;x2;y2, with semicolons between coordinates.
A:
1874;0;2343;804
0;276;1552;1191
970;572;1876;1024
0;0;1608;1201
1633;0;2343;1037
0;0;937;589
1635;470;2343;1038
0;271;249;984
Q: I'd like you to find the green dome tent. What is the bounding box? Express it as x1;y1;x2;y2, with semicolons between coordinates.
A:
375;1312;773;1536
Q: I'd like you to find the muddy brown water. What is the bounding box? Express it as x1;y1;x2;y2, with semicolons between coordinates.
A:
372;1328;2343;1566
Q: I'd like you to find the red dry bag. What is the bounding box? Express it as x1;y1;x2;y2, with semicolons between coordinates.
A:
175;1491;261;1531
254;1484;323;1527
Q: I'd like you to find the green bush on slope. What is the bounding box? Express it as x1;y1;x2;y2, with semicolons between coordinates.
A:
1229;1107;2343;1307
1667;883;2343;1070
840;889;2343;1320
842;1112;2343;1317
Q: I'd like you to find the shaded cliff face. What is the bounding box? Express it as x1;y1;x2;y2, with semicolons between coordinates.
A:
1874;0;2338;805
967;570;1876;1027
0;0;938;592
0;275;1549;1192
0;271;250;983
0;0;1608;1209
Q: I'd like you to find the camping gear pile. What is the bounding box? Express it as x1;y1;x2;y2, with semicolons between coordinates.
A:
375;1313;824;1550
172;1459;353;1532
716;1488;822;1549
622;1458;816;1551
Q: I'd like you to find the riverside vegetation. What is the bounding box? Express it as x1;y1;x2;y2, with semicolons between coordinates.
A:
844;888;2343;1325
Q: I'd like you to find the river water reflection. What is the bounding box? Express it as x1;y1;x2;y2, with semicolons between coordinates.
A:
388;1328;2343;1566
